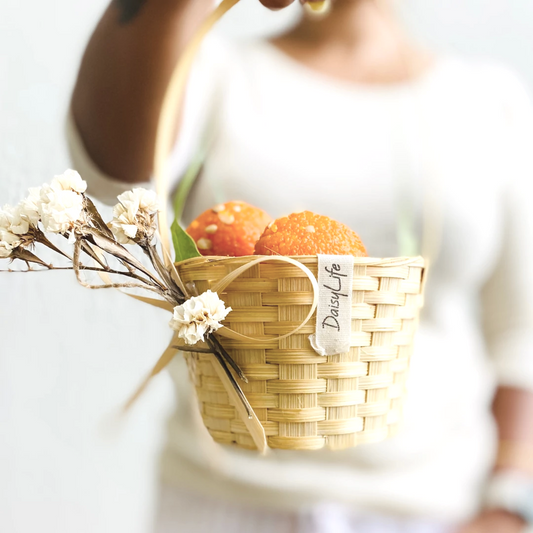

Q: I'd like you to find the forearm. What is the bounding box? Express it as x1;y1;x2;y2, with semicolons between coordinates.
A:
493;386;533;473
71;0;213;183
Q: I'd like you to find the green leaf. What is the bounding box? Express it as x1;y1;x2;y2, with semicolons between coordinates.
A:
173;148;206;221
171;218;201;263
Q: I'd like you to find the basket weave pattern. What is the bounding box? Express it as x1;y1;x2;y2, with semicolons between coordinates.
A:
176;256;425;451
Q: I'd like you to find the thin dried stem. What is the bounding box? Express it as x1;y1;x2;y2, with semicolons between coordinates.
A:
144;244;184;303
207;335;248;384
0;264;158;285
83;195;115;239
121;258;138;276
34;230;72;261
169;262;190;297
172;345;213;354
81;240;108;269
162;246;190;298
209;346;252;418
75;279;166;293
82;227;167;290
72;238;166;295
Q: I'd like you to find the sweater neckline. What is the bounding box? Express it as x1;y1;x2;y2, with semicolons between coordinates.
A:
252;39;453;96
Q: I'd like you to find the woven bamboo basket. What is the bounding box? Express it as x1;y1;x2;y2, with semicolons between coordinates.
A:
176;255;425;452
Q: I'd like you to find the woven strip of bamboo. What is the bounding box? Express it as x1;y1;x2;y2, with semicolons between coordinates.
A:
176;255;425;451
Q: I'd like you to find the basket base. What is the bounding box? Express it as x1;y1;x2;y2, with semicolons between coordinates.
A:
186;352;405;452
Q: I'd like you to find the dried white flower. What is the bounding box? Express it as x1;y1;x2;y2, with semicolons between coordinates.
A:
117;188;159;214
109;206;137;244
0;245;11;258
36;170;88;234
0;204;29;236
169;290;232;345
0;200;41;256
0;228;22;258
20;187;42;226
50;169;87;194
0;171;89;254
109;188;159;245
39;189;85;233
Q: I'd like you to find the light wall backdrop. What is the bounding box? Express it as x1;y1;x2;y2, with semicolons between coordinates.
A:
1;1;532;532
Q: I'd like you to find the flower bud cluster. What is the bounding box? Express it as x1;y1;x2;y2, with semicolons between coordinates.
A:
0;204;26;257
169;290;232;345
0;169;88;257
39;169;87;234
109;188;160;245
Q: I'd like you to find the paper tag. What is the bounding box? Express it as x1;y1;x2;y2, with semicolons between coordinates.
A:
309;255;354;356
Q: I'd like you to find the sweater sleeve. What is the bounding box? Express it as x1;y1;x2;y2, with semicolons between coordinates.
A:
65;34;229;206
481;69;533;392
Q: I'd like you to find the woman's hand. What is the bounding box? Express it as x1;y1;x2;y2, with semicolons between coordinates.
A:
456;509;526;533
259;0;307;9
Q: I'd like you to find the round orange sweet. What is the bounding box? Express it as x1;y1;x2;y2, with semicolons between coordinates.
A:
254;211;367;257
187;201;272;257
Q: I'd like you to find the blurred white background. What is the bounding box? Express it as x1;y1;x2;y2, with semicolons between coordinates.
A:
1;1;532;532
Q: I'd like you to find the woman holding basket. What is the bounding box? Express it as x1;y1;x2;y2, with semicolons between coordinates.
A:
68;0;533;531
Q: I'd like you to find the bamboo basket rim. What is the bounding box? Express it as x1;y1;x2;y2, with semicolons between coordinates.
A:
175;255;425;269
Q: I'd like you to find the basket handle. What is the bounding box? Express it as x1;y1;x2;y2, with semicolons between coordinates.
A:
153;0;241;265
152;0;332;262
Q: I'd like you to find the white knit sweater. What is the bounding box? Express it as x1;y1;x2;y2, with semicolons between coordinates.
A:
67;37;533;523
